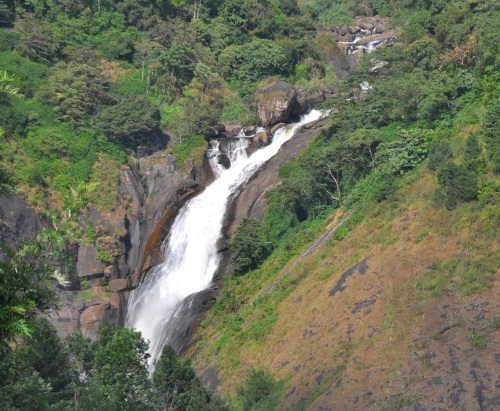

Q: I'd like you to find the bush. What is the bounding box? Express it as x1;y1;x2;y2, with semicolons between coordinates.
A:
428;140;453;171
373;128;428;175
230;218;273;275
436;161;477;210
172;135;207;170
236;369;283;411
95;94;161;144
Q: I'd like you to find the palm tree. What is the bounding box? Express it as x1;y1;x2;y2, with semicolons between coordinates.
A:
0;70;19;99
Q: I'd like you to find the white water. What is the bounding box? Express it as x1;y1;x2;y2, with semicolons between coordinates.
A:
126;110;323;367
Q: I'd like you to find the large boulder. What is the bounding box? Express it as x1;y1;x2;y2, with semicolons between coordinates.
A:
256;81;298;127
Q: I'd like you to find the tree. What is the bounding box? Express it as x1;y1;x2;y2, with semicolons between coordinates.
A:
0;219;72;349
152;345;211;411
236;369;283;411
38;61;111;123
373;128;428;175
0;349;52;411
14;318;72;403
95;94;160;144
0;249;58;348
84;327;152;411
230;218;273;275
428;139;453;171
14;13;59;61
0;164;13;195
0;0;16;27
464;134;482;172
436;160;477;210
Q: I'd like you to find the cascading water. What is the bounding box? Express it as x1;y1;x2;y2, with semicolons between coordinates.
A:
126;110;323;367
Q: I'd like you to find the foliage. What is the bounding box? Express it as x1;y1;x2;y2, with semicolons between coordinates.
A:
436;161;477;210
373;128;428;176
84;327;152;410
428;140;453;171
152;345;217;411
218;39;289;86
37;61;110;123
95;94;161;144
230;218;273;275
235;369;283;411
0;242;65;348
0;164;13;194
0;322;225;411
172;134;208;170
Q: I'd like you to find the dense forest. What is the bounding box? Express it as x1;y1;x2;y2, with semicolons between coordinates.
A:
1;0;499;409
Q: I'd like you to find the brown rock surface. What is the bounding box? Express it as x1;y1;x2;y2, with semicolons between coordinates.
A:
256;81;298;127
108;278;128;293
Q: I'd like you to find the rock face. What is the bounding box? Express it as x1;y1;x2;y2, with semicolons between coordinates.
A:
255;81;327;127
256;81;298;127
0;195;41;261
318;15;397;78
45;147;211;339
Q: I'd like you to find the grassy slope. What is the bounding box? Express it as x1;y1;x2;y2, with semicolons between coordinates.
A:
193;166;499;410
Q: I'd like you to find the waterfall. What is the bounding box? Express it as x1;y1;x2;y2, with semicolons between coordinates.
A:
126;110;323;367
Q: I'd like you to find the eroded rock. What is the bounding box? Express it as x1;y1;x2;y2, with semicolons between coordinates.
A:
256;81;298;127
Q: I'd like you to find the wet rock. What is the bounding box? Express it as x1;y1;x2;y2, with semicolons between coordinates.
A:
270;123;285;135
226;115;331;237
218;153;231;169
253;129;271;146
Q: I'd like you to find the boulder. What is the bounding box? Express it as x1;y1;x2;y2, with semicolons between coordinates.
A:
256;81;298;127
253;129;271;146
218;153;231;169
244;125;257;136
108;278;128;293
221;121;243;137
79;294;120;339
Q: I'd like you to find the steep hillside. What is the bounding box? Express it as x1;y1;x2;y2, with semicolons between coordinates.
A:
193;168;499;410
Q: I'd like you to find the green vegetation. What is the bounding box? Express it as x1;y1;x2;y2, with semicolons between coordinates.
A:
230;218;273;275
0;0;329;215
1;0;499;409
0;321;228;410
195;0;499;406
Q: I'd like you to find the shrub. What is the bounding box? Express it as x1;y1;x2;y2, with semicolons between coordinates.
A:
428;140;453;171
236;369;283;411
230;218;273;275
436;161;477;210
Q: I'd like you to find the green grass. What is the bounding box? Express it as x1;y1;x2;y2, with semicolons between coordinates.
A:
468;332;489;349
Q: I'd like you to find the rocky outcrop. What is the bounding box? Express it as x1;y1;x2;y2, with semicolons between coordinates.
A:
318;15;397;78
226;115;331;238
254;81;327;127
256;81;298;127
46;147;212;338
0;195;41;260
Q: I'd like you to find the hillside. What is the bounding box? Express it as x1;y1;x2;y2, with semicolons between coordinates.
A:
193;169;499;410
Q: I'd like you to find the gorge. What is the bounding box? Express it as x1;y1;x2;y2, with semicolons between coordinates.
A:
126;110;323;366
0;1;498;410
